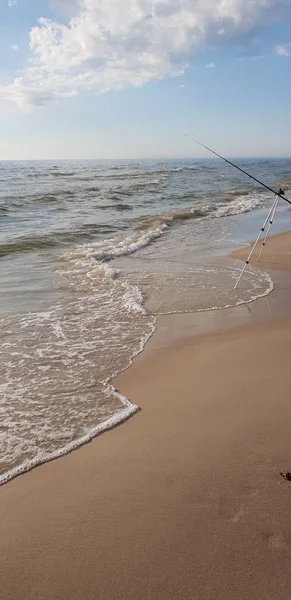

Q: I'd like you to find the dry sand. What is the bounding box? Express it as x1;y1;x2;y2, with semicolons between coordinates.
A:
231;229;291;271
1;232;291;600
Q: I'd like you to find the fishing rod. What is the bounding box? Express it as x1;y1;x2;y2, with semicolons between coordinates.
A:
186;134;291;289
185;134;291;206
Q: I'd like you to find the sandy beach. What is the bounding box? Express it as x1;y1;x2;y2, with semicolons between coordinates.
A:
231;229;291;271
1;231;291;600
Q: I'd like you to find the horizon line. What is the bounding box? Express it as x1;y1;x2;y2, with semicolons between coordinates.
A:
0;155;291;162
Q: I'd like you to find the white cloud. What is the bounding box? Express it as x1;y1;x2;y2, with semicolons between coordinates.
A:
10;45;19;51
8;0;17;7
0;80;77;108
2;0;291;107
206;62;215;69
275;44;290;56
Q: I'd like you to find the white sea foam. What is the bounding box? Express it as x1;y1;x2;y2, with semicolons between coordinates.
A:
0;158;286;486
62;191;264;270
62;192;264;274
0;309;157;486
64;224;168;265
153;266;274;316
0;401;138;486
1;194;272;489
215;192;264;217
122;284;146;314
0;235;157;486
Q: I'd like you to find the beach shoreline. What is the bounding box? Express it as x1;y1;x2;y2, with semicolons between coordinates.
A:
1;230;291;599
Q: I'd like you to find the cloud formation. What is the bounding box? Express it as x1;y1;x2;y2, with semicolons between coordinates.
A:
10;44;19;51
8;0;17;7
2;0;291;107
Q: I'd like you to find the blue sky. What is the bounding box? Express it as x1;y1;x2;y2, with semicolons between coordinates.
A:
0;0;291;160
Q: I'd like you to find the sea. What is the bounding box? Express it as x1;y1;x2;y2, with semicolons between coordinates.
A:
1;157;291;485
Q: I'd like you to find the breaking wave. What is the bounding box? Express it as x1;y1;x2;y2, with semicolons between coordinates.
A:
64;191;263;267
0;226;119;257
135;206;208;230
135;192;264;230
2;156;287;485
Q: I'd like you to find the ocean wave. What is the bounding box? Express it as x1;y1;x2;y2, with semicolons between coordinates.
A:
114;203;133;211
27;171;76;178
64;206;209;265
0;225;119;257
108;194;131;202
0;221;156;486
103;174;168;195
52;171;75;177
64;224;167;266
79;223;119;235
215;192;263;217
101;190;133;200
130;175;167;189
84;169;168;182
34;194;59;203
103;180;165;201
0;189;76;208
68;193;263;265
166;191;200;202
58;190;77;197
94;226;167;261
0;187;264;258
72;175;96;182
0;282;155;486
135;206;208;230
94;203;133;212
0;236;60;257
169;165;204;172
27;173;46;178
122;283;146;314
86;186;101;193
73;208;204;263
222;187;258;199
0;397;139;487
25;169;164;181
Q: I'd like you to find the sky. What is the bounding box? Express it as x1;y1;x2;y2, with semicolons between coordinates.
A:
0;0;291;160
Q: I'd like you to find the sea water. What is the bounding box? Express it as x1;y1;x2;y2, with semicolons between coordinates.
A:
1;157;291;484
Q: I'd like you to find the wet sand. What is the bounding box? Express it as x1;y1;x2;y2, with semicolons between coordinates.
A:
1;232;291;600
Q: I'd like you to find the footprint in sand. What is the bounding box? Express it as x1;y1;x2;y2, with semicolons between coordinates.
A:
264;531;286;550
217;488;258;524
261;528;291;550
231;509;244;523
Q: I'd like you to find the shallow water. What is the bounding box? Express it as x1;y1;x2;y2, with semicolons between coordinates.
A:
1;157;291;484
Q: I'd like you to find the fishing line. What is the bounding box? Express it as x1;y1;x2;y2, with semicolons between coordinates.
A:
185;134;291;287
185;134;291;206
